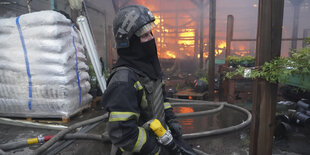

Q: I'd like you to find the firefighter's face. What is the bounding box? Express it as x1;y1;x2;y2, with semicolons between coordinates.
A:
140;31;153;43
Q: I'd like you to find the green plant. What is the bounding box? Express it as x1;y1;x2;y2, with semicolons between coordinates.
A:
224;39;310;84
305;37;310;45
199;77;208;84
195;69;208;85
226;56;255;67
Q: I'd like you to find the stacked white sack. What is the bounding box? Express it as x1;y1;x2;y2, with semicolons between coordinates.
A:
0;11;92;118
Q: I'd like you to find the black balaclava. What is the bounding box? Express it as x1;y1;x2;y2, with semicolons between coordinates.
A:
114;34;162;80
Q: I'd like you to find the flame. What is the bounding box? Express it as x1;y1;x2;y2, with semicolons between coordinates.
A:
218;41;226;49
154;15;161;25
196;41;227;59
185;52;191;56
174;107;194;113
233;45;250;56
178;40;195;46
179;31;195;38
135;1;251;60
159;50;177;59
197;52;208;59
238;46;246;50
215;41;226;55
234;51;250;56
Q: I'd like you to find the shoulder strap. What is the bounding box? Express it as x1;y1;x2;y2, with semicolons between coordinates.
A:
107;66;148;84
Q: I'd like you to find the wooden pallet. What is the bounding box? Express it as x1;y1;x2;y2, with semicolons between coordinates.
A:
1;97;102;124
18;107;90;124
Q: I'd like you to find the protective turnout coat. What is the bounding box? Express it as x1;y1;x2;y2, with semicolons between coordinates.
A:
102;66;176;154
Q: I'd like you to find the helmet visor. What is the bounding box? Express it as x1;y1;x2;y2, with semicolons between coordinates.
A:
135;22;156;37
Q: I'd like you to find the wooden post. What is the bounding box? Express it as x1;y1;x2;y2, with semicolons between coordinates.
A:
222;15;234;101
199;0;205;69
175;0;180;73
208;0;216;100
290;0;304;51
228;80;235;104
250;0;284;155
302;29;310;48
194;22;199;60
225;15;234;66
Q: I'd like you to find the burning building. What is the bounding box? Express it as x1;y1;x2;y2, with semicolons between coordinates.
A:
112;0;260;75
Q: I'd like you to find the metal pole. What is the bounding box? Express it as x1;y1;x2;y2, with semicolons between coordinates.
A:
208;0;216;100
77;16;107;93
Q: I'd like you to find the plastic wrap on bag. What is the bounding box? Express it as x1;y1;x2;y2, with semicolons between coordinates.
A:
0;94;92;118
0;81;90;99
0;10;93;118
0;11;71;28
0;70;90;85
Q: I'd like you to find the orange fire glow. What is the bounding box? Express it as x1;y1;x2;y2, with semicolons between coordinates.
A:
179;31;195;38
178;40;195;46
136;2;250;60
165;50;176;59
234;51;250;56
196;41;227;59
174;107;194;113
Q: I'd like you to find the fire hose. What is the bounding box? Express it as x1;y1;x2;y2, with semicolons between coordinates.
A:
0;99;251;155
169;98;252;139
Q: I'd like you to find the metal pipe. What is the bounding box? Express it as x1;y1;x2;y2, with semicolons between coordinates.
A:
77;16;107;93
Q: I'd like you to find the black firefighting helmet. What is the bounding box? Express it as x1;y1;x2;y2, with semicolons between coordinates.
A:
113;5;155;48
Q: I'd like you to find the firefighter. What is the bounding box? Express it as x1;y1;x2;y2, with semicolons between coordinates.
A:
102;5;195;154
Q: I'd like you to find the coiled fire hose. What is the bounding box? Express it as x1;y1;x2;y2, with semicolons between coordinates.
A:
0;99;251;155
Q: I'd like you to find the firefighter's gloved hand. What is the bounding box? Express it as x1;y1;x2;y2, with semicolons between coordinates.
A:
167;119;183;137
140;131;162;155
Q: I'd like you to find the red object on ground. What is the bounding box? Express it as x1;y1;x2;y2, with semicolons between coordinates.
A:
44;135;54;141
